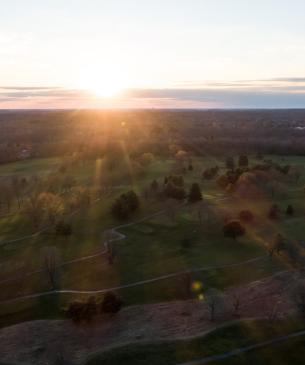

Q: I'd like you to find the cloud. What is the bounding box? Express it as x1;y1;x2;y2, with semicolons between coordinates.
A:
1;78;305;109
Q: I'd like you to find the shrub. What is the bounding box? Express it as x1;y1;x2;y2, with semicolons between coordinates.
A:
100;292;123;315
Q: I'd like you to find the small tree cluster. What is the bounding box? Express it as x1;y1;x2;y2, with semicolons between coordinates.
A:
111;190;140;220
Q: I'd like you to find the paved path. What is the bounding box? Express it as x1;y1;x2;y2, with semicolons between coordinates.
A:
0;255;266;305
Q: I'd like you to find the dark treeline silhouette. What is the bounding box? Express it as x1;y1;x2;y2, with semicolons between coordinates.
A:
2;109;305;164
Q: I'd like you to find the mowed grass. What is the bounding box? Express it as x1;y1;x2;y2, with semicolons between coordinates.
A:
0;158;61;177
85;318;305;365
0;155;304;325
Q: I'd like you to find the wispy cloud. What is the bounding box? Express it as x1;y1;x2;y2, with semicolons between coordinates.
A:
1;78;305;109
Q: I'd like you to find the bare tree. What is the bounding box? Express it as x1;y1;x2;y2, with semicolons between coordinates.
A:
38;192;63;225
24;193;44;228
229;289;242;316
41;246;61;290
205;288;226;321
292;283;305;315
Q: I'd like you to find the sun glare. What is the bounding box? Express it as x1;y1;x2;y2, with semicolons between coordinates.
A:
90;81;123;98
75;71;127;99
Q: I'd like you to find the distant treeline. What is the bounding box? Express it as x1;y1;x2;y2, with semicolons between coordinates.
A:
1;109;305;164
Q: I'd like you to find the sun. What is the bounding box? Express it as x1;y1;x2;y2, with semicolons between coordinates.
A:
89;81;123;98
75;71;127;99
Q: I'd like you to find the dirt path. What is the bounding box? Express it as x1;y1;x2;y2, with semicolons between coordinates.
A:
0;271;301;365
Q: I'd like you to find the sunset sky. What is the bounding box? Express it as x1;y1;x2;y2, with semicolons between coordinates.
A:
1;0;305;109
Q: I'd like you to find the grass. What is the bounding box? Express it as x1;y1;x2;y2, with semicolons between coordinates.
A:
0;155;304;326
85;318;305;365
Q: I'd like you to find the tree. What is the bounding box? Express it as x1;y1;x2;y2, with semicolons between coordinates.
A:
111;190;140;220
292;283;305;315
272;233;286;255
100;292;123;315
286;204;294;216
10;176;24;209
217;175;230;189
226;157;235;171
140;152;155;166
66;296;98;322
239;210;254;223
223;221;245;240
175;150;188;163
205;288;226;321
150;179;159;192
268;204;280;220
164;181;186;200
229;289;242;316
24;193;44;228
38;192;63;225
55;220;72;237
125;190;140;211
238;155;249;167
41;246;61;289
188;163;194;171
188;183;202;203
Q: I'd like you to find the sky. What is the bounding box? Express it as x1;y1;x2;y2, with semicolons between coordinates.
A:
1;0;305;109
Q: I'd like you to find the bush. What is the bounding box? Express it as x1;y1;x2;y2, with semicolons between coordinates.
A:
239;210;254;223
223;221;245;240
100;292;123;315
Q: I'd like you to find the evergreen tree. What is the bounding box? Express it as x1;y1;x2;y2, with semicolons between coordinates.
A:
188;183;202;203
